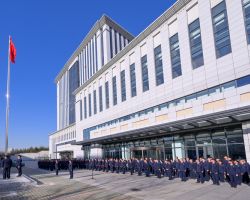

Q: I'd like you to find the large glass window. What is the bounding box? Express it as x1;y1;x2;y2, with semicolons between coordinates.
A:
170;33;182;78
88;93;92;117
69;61;80;124
154;45;164;85
212;1;232;58
141;55;149;92
130;63;137;97
93;90;97;115
80;100;82;121
105;81;110;109
237;75;250;87
99;86;103;112
120;70;126;102
243;0;250;43
189;19;204;69
84;96;87;119
112;76;117;105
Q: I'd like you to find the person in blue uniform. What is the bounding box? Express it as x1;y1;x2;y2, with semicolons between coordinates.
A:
55;160;59;176
227;161;237;188
196;159;204;183
240;160;250;184
16;155;23;177
234;161;242;186
211;159;219;185
68;160;73;179
2;155;12;179
179;159;187;181
218;160;226;183
203;158;211;182
144;159;150;177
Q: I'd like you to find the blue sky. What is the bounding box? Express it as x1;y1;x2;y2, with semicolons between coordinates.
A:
0;0;176;150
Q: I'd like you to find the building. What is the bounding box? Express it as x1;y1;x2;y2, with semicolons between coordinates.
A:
49;0;250;162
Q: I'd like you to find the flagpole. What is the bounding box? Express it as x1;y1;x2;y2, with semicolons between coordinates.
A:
5;36;11;154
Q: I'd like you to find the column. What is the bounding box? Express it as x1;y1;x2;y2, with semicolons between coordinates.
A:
243;121;250;163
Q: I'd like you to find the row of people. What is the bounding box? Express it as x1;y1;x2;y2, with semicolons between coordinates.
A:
38;156;250;188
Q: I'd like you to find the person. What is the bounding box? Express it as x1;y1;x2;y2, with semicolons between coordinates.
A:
227;161;237;188
68;160;73;179
2;155;12;179
218;160;226;183
211;159;219;185
196;159;204;184
16;155;23;177
55;160;59;176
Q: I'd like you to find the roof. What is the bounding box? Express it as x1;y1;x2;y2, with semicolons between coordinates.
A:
73;106;250;146
55;14;134;83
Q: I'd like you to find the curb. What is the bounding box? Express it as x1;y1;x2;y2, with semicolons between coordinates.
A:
22;174;43;185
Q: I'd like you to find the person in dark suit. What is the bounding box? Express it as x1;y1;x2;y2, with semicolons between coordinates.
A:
218;160;226;183
16;155;23;177
68;160;73;179
55;160;59;176
211;159;219;185
2;155;12;179
227;161;237;188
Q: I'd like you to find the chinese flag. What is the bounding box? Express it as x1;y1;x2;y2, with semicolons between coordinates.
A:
9;37;16;64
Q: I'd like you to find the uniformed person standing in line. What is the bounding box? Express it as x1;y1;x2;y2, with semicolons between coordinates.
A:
196;159;204;184
227;161;237;188
55;160;59;176
68;160;73;179
218;160;226;183
211;159;219;185
16;155;23;177
179;159;187;182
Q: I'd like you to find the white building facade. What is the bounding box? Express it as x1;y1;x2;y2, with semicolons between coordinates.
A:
50;0;250;162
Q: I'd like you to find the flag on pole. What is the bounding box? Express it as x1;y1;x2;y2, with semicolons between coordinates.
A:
9;37;16;63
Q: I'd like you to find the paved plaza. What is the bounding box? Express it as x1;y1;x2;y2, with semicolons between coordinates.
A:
1;167;250;200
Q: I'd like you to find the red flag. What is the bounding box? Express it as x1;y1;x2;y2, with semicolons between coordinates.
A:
9;37;16;64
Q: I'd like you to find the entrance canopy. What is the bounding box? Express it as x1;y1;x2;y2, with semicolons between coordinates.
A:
73;106;250;146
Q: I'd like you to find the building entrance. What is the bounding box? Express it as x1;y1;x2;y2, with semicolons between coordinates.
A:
131;147;164;160
196;144;213;159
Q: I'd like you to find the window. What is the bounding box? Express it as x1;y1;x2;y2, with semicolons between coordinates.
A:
88;94;92;117
120;70;126;102
212;1;231;58
170;33;182;78
110;28;113;58
84;96;87;119
93;90;97;114
154;45;164;85
105;81;110;109
222;81;236;92
209;86;221;96
114;30;118;55
141;55;149;92
112;76;117;105
80;100;82;121
196;90;208;99
99;86;103;112
189;19;204;69
243;0;250;43
237;75;250;87
130;63;137;97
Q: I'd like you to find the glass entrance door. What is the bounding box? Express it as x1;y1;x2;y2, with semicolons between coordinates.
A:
197;145;213;159
131;147;164;160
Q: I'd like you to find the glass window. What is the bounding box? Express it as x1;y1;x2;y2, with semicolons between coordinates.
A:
120;70;126;102
228;144;246;160
80;100;82;121
114;30;118;55
197;90;208;100
226;128;244;144
105;81;109;109
68;61;80;124
209;86;221;96
170;33;182;78
189;19;204;69
88;93;92;117
243;0;250;43
176;98;185;106
130;63;137;97
141;55;149;92
237;75;250;87
154;45;164;85
212;1;232;58
84;96;87;119
93;90;97;115
112;76;117;105
110;28;113;58
99;86;103;112
185;94;197;103
222;81;236;92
